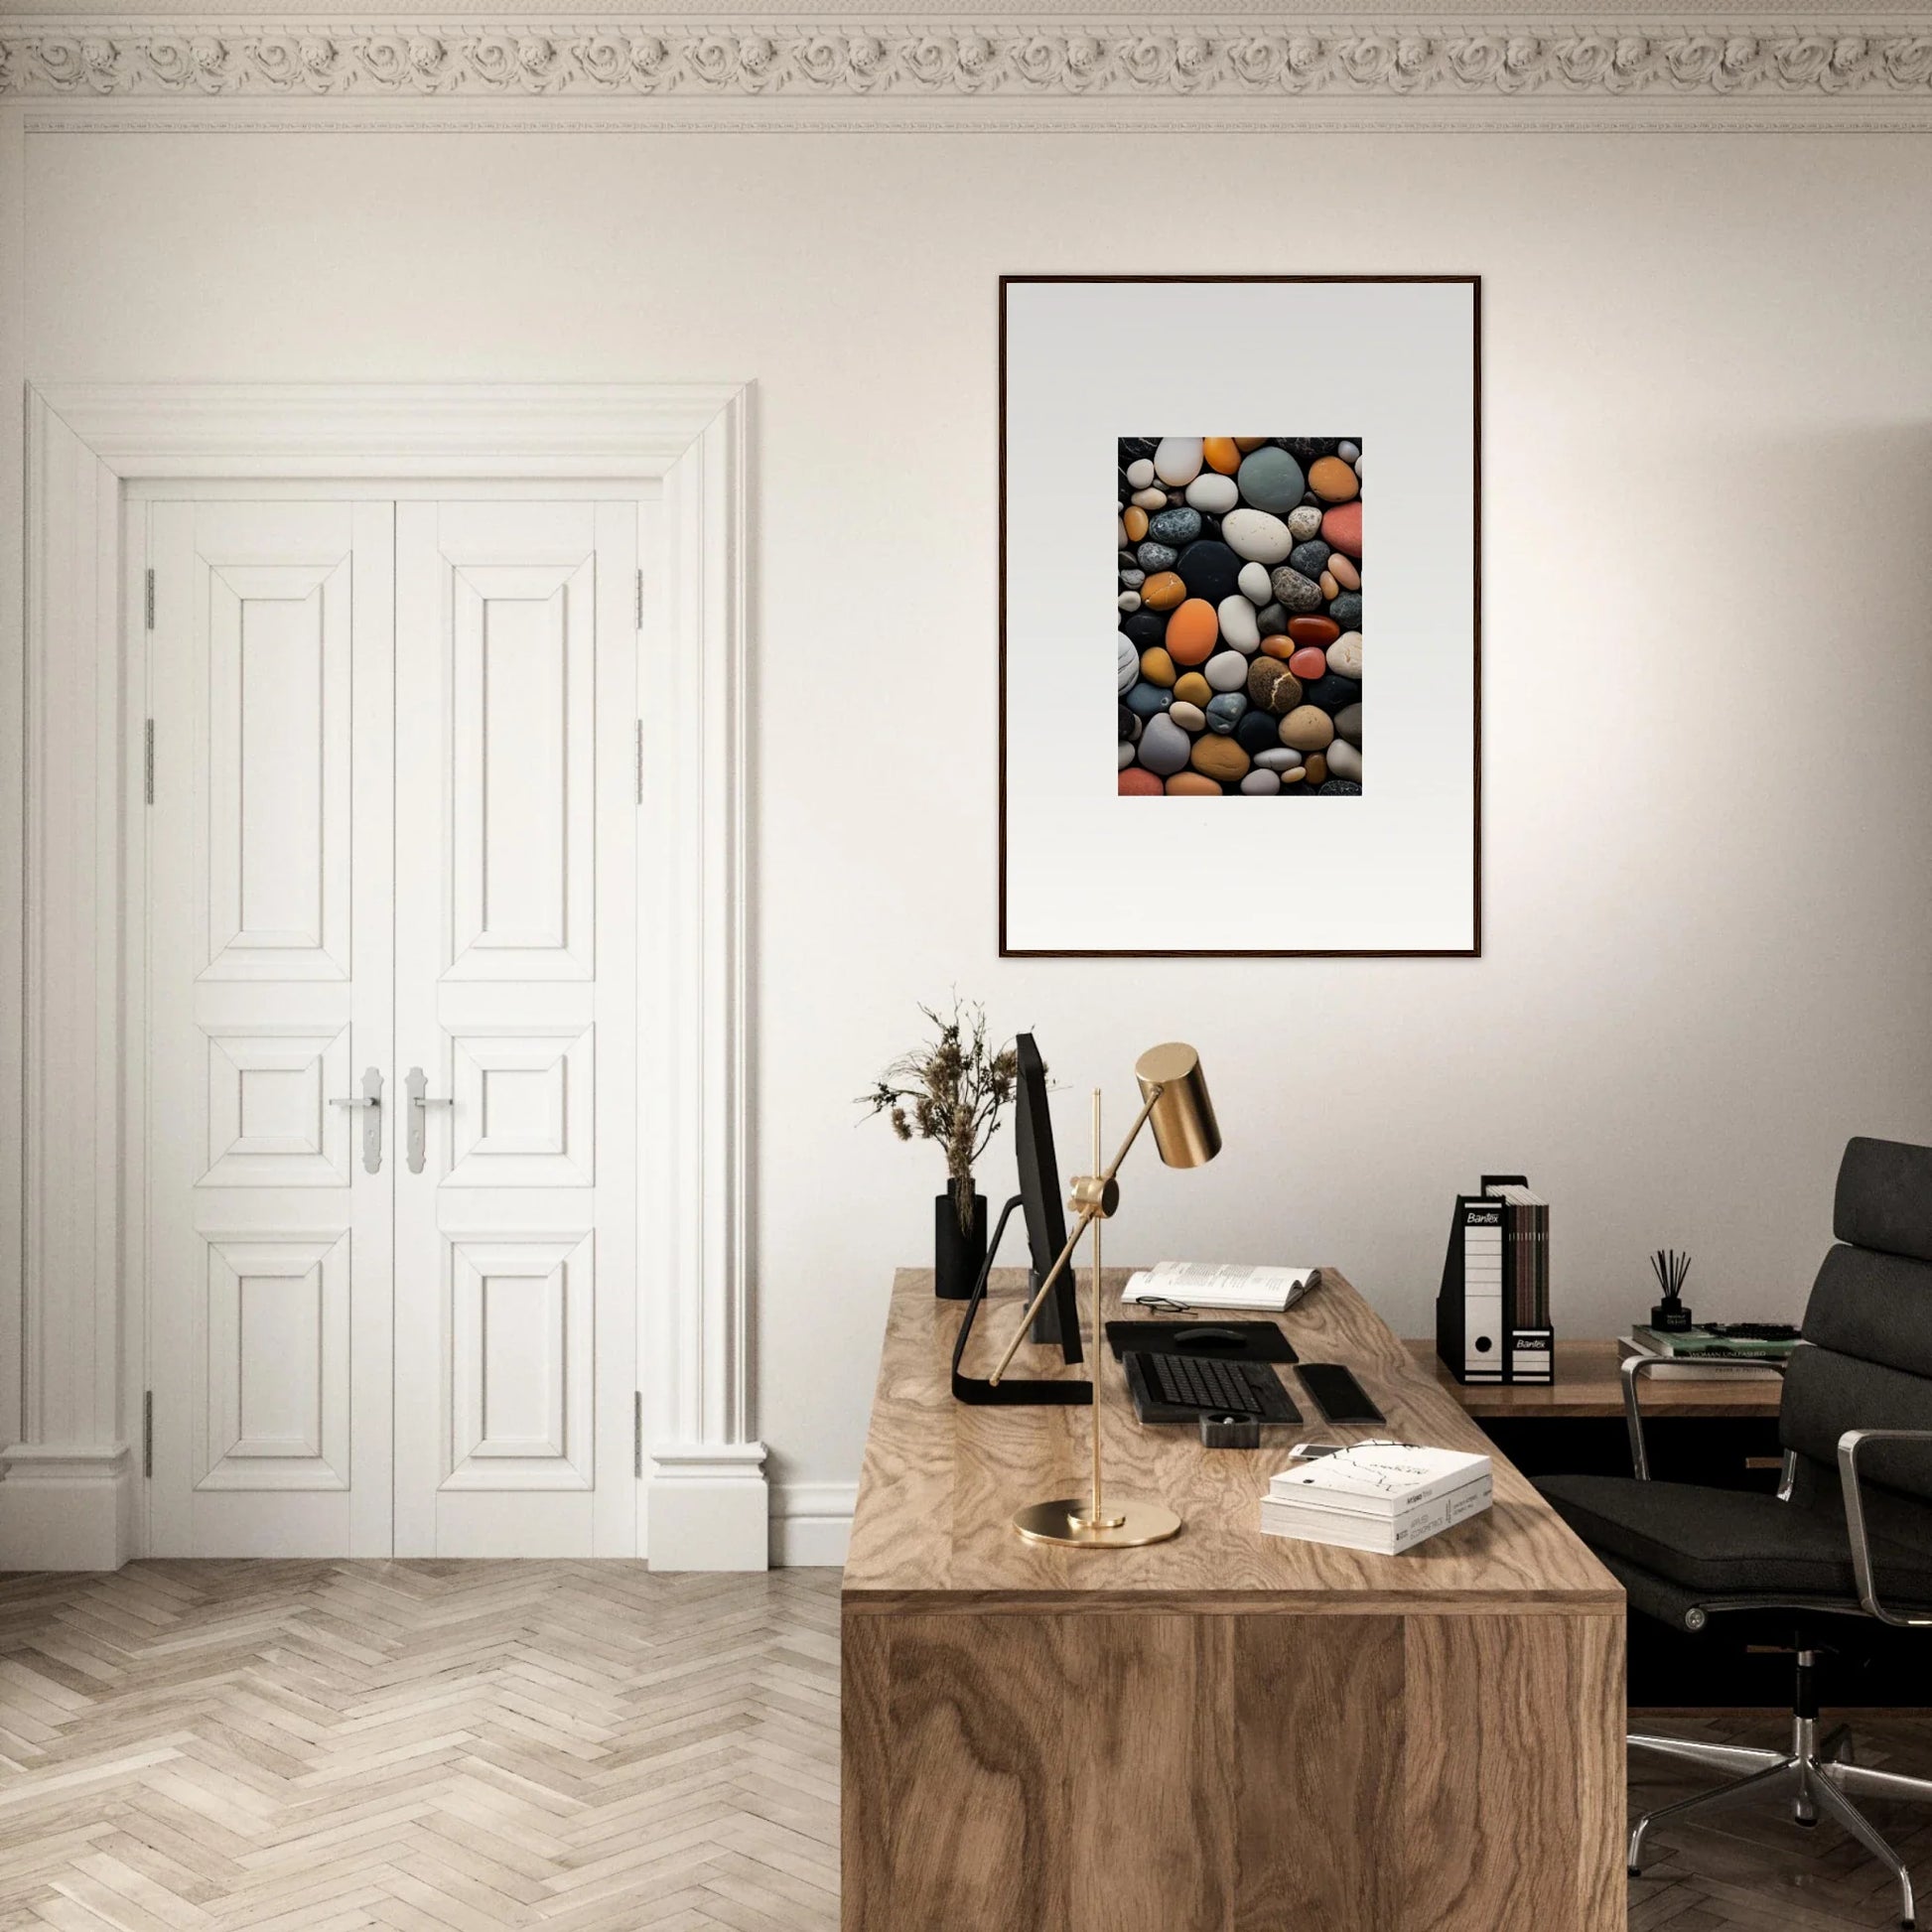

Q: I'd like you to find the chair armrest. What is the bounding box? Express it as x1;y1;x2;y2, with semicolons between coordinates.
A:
1621;1351;1788;1481
1837;1429;1932;1627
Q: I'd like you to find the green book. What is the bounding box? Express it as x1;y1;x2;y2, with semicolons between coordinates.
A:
1631;1325;1797;1360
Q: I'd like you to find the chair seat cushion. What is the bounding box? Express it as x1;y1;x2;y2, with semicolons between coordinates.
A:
1536;1473;1932;1601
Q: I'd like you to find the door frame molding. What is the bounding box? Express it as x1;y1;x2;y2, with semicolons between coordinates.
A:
1;381;763;1571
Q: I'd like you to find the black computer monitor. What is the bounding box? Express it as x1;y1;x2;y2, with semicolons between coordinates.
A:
948;1032;1089;1404
1014;1034;1083;1364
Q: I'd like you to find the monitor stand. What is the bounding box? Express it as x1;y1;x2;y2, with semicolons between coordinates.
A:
950;1195;1091;1407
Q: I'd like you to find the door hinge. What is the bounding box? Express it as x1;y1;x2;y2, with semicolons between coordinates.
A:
635;567;644;631
144;720;155;805
633;1392;643;1479
144;568;155;631
142;1391;153;1478
634;720;644;805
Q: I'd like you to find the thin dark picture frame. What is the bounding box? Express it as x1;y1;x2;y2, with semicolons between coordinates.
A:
997;272;1482;959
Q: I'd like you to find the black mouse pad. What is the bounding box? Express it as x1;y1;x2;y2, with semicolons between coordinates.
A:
1105;1319;1298;1365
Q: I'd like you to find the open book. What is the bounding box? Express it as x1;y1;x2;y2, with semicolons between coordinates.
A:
1121;1261;1318;1313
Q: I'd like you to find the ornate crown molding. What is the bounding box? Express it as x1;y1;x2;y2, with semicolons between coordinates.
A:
4;16;1932;119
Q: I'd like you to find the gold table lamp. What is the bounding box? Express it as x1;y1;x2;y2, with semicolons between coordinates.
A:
987;1041;1221;1549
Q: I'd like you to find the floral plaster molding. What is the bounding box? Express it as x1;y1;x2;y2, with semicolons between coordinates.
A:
4;17;1932;122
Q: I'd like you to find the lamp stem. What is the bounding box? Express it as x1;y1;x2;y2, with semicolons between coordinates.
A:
984;1082;1167;1388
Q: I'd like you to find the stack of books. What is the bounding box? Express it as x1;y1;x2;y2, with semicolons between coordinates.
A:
1618;1323;1797;1382
1259;1443;1493;1556
1121;1261;1316;1312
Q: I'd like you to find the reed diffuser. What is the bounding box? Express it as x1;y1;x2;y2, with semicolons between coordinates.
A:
1649;1248;1694;1332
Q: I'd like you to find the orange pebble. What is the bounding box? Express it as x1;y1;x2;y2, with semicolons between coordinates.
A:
1165;598;1219;666
1260;634;1296;660
1119;767;1163;797
1318;572;1339;600
1328;553;1360;591
1123;505;1149;543
1233;437;1269;452
1141;571;1186;612
1166;772;1221;796
1203;437;1242;476
1309;455;1359;504
1287;615;1340;645
1305;754;1328;786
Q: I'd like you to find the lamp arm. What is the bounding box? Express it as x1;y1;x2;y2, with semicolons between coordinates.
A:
986;1084;1165;1387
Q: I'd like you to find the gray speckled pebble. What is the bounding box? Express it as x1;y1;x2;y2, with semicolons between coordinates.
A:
1287;505;1323;542
1137;541;1178;573
1268;567;1324;615
1149;505;1202;545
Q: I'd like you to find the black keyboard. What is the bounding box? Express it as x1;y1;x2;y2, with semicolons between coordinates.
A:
1706;1321;1802;1343
1128;1351;1301;1424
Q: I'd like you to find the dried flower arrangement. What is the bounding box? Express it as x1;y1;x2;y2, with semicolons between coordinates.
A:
860;998;1021;1233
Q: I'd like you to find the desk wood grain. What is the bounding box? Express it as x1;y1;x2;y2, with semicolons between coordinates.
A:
843;1268;1621;1613
842;1269;1626;1932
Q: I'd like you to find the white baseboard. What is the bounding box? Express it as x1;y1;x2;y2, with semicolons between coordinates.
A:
0;1444;135;1571
645;1443;769;1571
770;1480;855;1568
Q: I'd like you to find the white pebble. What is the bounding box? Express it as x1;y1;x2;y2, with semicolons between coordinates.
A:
1240;770;1282;796
1217;597;1260;653
1254;747;1304;771
1203;651;1249;694
1184;473;1238;514
1153;437;1203;487
1326;740;1362;781
1168;701;1205;731
1118;517;1130;549
1117;592;1141;614
1118;741;1135;770
1220;507;1294;566
1118;636;1138;694
1126;458;1155;489
1238;561;1272;605
1131;487;1168;512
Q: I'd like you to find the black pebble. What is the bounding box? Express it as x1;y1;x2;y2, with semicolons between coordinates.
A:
1235;708;1280;757
1328;591;1362;630
1288;540;1330;579
1220;781;1244;796
1122;610;1168;651
1303;672;1359;713
1173;540;1242;606
1256;605;1289;638
1280;438;1339;462
1119;703;1139;743
1196;512;1222;543
1119;470;1134;506
1118;550;1138;573
1118;437;1158;463
1318;778;1362;795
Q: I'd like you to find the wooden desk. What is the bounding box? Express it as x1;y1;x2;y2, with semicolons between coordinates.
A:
843;1269;1625;1932
1407;1336;1784;1420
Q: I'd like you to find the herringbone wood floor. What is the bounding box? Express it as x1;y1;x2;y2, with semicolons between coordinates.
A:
1;1564;1928;1930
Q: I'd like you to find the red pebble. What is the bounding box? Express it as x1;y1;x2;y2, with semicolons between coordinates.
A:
1321;500;1362;559
1118;767;1163;796
1286;615;1340;646
1287;646;1329;680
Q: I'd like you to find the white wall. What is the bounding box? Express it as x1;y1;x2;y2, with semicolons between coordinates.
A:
21;127;1932;1534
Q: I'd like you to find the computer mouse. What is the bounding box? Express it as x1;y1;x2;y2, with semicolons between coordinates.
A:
1174;1326;1246;1350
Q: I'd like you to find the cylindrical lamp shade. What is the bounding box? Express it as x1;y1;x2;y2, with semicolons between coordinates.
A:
1134;1042;1221;1169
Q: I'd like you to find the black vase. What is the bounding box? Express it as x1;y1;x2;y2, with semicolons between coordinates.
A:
934;1182;988;1300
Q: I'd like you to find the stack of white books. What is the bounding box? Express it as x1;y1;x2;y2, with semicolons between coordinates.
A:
1260;1443;1493;1555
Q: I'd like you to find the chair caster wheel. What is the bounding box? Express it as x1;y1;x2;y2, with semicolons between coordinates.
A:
1627;1868;1640;1878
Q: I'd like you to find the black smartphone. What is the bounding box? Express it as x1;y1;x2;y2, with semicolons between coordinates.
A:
1298;1363;1385;1426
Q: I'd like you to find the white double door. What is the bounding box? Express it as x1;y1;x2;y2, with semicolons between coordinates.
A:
144;492;640;1557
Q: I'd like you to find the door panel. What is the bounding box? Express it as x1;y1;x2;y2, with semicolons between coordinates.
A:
147;500;395;1557
393;500;637;1557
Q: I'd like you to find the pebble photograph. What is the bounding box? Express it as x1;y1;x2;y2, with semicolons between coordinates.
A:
1117;436;1362;797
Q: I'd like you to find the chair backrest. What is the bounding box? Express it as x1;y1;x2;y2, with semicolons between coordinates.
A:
1780;1137;1932;1510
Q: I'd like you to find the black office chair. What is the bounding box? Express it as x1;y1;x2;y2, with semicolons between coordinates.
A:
1537;1136;1932;1930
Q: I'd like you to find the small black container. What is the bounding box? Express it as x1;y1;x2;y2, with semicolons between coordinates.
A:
934;1183;989;1300
1650;1300;1695;1333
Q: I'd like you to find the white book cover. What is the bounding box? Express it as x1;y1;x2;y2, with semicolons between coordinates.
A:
1261;1474;1492;1555
1269;1443;1490;1516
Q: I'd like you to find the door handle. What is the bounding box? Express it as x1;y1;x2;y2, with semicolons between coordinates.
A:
330;1066;384;1174
405;1065;454;1175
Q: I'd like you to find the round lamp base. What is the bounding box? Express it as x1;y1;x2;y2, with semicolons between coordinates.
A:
1012;1496;1181;1548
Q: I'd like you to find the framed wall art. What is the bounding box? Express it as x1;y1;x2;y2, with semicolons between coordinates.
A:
999;274;1480;957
